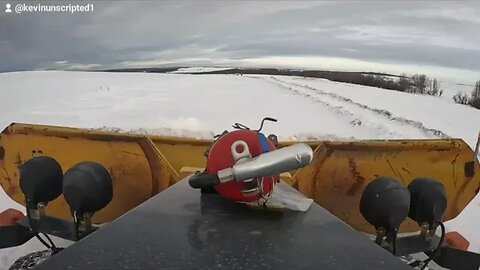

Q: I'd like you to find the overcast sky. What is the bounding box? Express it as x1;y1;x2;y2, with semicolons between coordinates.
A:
1;1;479;83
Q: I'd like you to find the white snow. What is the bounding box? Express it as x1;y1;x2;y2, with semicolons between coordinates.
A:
0;71;479;269
170;67;233;74
269;75;480;148
369;75;474;100
439;81;475;100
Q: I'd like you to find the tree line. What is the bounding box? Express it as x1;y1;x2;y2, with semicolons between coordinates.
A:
359;74;443;96
361;74;480;110
453;80;480;110
173;67;480;110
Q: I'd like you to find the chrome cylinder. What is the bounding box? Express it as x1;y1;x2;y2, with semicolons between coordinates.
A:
232;143;313;181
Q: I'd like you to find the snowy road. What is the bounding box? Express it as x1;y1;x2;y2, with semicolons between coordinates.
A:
260;75;448;139
0;71;479;269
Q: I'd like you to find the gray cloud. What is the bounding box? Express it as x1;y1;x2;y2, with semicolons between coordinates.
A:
0;1;479;81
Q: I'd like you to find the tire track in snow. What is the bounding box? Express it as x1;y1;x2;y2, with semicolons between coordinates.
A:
285;79;449;138
249;75;449;139
247;76;412;138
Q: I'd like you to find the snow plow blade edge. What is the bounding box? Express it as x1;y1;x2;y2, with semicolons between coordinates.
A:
0;123;478;234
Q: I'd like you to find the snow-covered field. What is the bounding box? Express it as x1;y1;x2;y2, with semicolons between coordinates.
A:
0;71;479;269
170;67;233;74
440;81;476;100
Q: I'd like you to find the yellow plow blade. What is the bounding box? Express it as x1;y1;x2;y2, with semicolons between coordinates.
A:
295;140;480;233
1;123;479;234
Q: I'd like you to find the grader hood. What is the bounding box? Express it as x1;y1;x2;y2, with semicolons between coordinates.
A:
0;123;479;234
